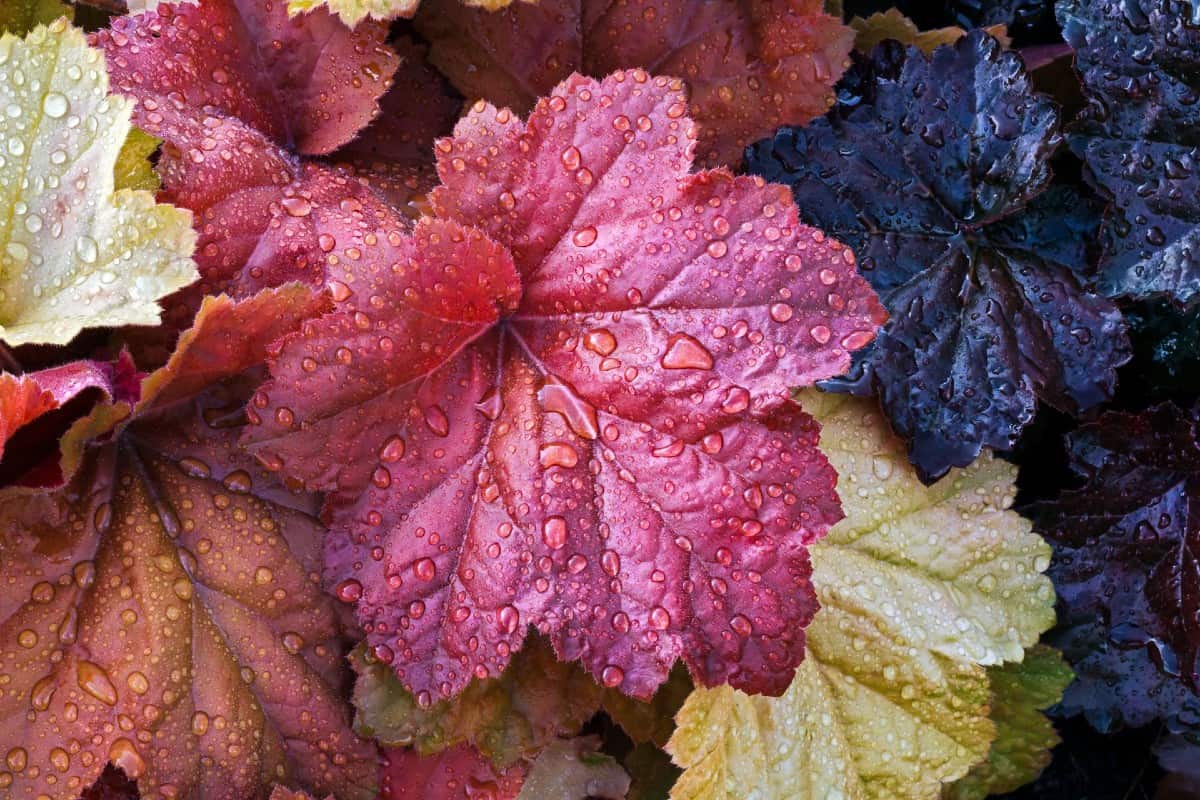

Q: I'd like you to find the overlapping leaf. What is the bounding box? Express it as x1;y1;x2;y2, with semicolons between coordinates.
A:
666;391;1057;800
944;645;1073;800
288;0;519;26
241;70;885;702
0;21;197;347
0;354;139;488
1035;403;1200;735
381;745;527;800
849;9;1010;54
414;0;854;167
0;0;70;34
748;31;1130;481
0;287;380;800
92;0;401;329
1058;0;1200;306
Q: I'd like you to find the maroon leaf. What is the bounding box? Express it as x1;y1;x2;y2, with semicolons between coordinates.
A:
414;0;853;168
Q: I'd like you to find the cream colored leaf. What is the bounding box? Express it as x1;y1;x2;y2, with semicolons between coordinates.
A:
288;0;520;26
666;392;1057;800
0;20;197;346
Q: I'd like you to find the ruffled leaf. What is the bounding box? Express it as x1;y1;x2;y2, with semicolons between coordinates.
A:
515;737;629;799
94;0;398;157
352;635;604;766
0;354;139;488
0;288;370;800
849;9;1010;54
1058;0;1200;305
242;70;884;701
0;21;197;346
666;391;1057;800
381;745;526;800
1035;403;1200;733
944;645;1074;800
414;0;853;167
0;0;70;34
748;31;1130;481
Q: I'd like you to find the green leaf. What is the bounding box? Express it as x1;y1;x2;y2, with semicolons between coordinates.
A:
943;645;1073;800
352;636;604;767
515;738;629;800
0;0;71;35
0;20;197;346
666;392;1057;800
113;127;161;193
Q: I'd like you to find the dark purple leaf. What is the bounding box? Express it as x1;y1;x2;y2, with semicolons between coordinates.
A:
1035;403;1200;735
748;31;1131;481
1058;0;1200;306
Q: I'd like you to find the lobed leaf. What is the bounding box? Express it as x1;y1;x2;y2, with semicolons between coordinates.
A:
0;21;197;347
943;645;1074;800
1058;0;1200;305
0;288;371;800
242;70;884;701
666;391;1057;800
414;0;853;168
748;31;1130;481
1035;403;1200;733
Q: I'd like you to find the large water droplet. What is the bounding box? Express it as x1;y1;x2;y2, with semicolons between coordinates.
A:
542;516;568;550
661;333;713;370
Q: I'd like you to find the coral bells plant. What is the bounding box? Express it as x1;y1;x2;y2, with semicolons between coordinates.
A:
1;0;1196;798
241;71;886;701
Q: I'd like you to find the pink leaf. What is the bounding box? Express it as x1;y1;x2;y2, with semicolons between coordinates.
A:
242;71;885;700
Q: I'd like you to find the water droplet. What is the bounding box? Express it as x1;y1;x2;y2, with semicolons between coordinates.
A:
650;606;671;629
281;196;312;217
572;226;598;247
126;671;150;695
841;330;874;350
538;377;599;440
601;549;620;577
222;469;252;493
498;605;520;634
335;579;363;602
769;303;794;323
730;615;753;637
809;325;831;344
414;557;437;581
77;661;118;705
425;405;450;436
706;240;728;259
593;666;623;691
327;280;353;302
380;435;406;462
75;236;98;264
542;516;568;550
661;333;713;370
539;441;579;469
583;328;617;356
108;738;146;778
560;145;582;170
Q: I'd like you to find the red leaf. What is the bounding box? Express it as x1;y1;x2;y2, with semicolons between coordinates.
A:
0;290;374;800
93;0;398;157
414;0;853;167
380;746;526;800
242;71;885;700
0;354;140;489
92;0;405;336
330;36;464;210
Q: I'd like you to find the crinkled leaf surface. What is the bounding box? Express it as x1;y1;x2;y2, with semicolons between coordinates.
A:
0;21;197;347
1058;0;1200;305
0;0;70;34
352;634;603;765
515;737;630;800
0;354;139;488
243;71;885;701
414;0;853;167
849;10;1010;54
666;391;1056;800
353;633;689;767
1036;403;1200;733
95;0;398;157
381;745;526;800
329;36;463;209
0;287;374;800
748;32;1130;481
943;645;1073;800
